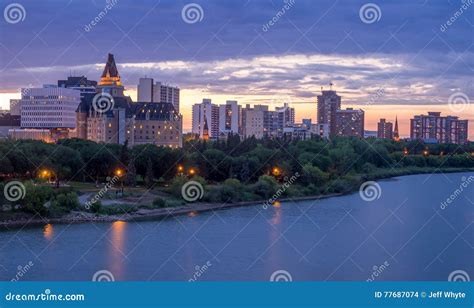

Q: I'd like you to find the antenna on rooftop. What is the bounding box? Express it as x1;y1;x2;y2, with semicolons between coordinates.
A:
329;82;334;90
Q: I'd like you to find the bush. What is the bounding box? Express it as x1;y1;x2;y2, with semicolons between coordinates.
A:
152;197;167;208
251;175;279;199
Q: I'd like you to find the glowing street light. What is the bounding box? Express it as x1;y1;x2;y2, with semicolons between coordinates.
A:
188;168;196;176
422;149;429;157
403;148;409;156
272;167;281;177
115;168;124;177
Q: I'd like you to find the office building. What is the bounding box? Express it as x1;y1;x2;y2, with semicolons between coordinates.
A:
58;76;97;99
410;112;468;144
19;86;81;129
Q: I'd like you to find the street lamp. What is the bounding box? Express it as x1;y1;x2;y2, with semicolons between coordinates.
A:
272;167;281;177
188;168;196;176
114;168;125;196
177;165;184;176
422;149;429;157
403;148;409;156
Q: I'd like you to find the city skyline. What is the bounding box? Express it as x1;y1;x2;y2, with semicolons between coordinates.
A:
0;0;473;138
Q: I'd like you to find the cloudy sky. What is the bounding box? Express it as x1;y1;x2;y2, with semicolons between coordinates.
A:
0;0;473;136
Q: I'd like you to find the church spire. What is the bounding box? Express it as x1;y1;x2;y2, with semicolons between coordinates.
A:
393;116;400;141
202;115;209;140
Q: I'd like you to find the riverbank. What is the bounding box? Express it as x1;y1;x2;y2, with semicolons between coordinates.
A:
1;167;473;230
0;193;342;230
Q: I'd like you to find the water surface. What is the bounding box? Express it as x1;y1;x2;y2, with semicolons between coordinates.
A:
0;173;472;281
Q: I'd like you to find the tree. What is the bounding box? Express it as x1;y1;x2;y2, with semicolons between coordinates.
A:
145;158;154;187
125;159;137;186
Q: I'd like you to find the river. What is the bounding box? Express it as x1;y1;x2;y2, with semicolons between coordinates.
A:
0;173;472;281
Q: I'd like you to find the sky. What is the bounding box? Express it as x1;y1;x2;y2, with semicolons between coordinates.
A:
0;0;473;137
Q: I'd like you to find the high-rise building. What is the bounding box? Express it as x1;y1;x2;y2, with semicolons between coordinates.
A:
137;78;180;112
219;100;240;136
20;86;81;129
58;76;97;99
242;104;265;139
334;108;365;137
192;99;219;139
410;112;468;144
97;53;124;97
377;118;393;139
137;78;154;102
317;89;341;135
275;103;295;134
154;82;180;112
